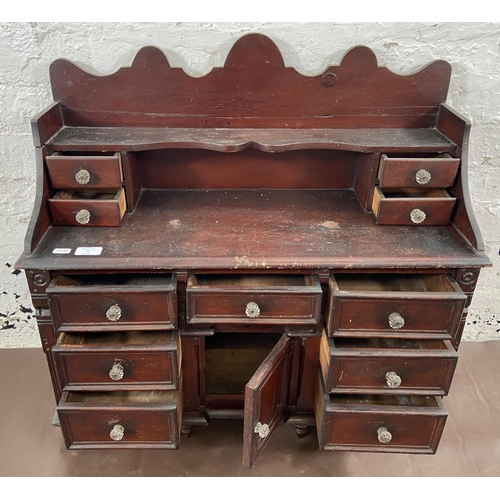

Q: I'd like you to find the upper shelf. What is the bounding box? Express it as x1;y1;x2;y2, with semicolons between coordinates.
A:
47;126;456;153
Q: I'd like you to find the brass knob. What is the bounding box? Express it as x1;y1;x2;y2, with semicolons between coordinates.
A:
388;312;405;330
415;169;431;185
385;371;402;388
110;424;124;441
410;208;426;224
109;362;124;381
106;304;122;322
75;209;91;225
245;302;260;318
377;426;392;444
75;169;91;185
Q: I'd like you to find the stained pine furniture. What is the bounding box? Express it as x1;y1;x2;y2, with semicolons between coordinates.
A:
17;34;490;467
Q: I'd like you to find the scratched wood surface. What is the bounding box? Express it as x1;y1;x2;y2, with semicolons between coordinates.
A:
18;189;489;270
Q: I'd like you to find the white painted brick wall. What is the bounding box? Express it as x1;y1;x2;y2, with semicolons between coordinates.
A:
1;22;499;347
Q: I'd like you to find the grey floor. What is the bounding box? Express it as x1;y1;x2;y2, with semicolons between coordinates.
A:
1;342;499;477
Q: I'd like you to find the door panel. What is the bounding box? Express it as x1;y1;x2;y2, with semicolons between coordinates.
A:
242;333;292;467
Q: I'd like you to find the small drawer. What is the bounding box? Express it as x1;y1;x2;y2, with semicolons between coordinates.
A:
57;390;181;449
47;274;177;333
46;153;123;189
48;187;127;227
378;153;460;189
327;274;466;342
319;332;457;395
186;274;322;330
371;186;456;225
53;330;181;390
315;372;447;453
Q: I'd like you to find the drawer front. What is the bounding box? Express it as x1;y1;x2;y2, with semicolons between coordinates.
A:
372;186;456;225
48;187;126;227
327;274;466;341
315;374;447;453
53;331;180;390
46;153;123;190
186;274;322;329
320;334;457;395
57;391;181;449
378;154;460;188
47;275;177;332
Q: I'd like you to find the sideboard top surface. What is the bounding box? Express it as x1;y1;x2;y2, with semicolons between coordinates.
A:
18;189;489;271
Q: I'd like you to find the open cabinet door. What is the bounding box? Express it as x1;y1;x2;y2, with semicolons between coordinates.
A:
242;333;292;467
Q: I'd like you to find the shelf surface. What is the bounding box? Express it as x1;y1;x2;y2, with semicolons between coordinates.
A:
47;127;456;153
18;189;489;271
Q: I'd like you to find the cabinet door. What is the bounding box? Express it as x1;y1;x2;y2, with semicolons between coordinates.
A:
242;333;292;467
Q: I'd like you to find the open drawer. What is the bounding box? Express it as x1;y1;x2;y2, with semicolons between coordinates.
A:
53;330;181;391
46;152;123;190
377;153;460;189
371;186;456;225
57;389;181;449
327;273;466;342
48;187;127;226
47;273;177;332
319;332;458;395
315;372;447;453
186;274;322;331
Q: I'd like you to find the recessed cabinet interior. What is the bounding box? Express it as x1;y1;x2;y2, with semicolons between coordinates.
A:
17;34;490;467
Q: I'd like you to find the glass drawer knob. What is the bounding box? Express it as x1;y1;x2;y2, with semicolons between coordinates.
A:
410;208;426;224
385;371;402;388
109;362;124;381
110;424;124;441
106;304;122;322
377;426;392;444
75;209;91;225
245;302;260;318
415;169;431;185
75;169;91;185
388;312;405;330
254;421;270;438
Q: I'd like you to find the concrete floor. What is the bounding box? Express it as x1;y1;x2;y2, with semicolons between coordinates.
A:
1;342;499;477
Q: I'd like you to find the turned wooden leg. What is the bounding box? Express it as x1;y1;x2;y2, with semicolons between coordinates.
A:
295;425;308;438
181;425;193;437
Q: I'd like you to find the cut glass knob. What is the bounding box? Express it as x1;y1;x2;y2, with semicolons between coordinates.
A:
388;312;405;330
415;169;431;185
245;302;260;318
110;424;124;441
254;421;270;438
385;371;402;388
106;304;122;322
75;169;91;185
75;209;91;225
410;208;426;224
109;362;124;381
377;426;392;444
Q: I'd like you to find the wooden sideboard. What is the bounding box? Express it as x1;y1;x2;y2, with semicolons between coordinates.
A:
17;34;491;467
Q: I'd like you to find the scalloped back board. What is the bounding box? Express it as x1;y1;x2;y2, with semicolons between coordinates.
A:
50;34;452;129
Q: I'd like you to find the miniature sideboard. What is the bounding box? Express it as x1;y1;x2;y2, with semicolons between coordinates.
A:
16;34;491;467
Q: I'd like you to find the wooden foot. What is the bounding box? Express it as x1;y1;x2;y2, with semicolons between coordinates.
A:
295;425;308;438
181;425;193;437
